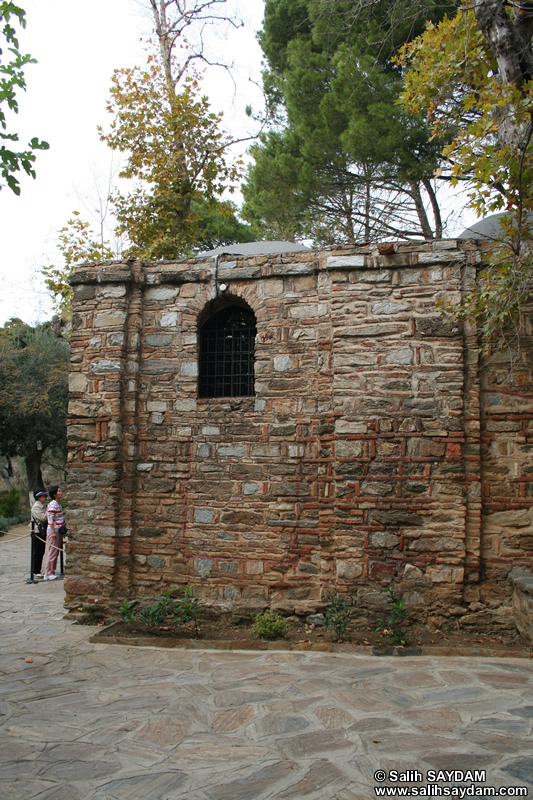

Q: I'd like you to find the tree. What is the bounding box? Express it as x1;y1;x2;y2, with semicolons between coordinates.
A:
191;196;261;251
0;2;48;194
97;0;251;260
0;320;69;492
42;212;116;319
398;1;533;346
100;52;241;259
43;0;258;316
242;0;455;243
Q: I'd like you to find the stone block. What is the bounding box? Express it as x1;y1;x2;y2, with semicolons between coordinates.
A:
220;562;238;574
147;555;165;568
274;355;291;372
371;510;424;527
218;445;246;458
180;362;198;377
327;255;366;267
194;558;214;578
385;348;413;365
94;310;127;328
90;359;121;374
138;527;163;538
160;312;178;327
427;567;453;583
372;301;409;315
270;424;296;437
369;561;397;579
145;286;179;300
245;560;264;575
222;510;262;525
336;441;364;458
69;373;88;393
145;334;173;347
336;559;364;580
147;401;168;412
144;359;180;374
370;532;400;549
335;420;367;435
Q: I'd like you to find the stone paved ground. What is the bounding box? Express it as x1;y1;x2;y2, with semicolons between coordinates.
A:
1;526;532;800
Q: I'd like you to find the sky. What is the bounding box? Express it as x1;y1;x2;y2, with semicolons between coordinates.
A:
0;0;265;326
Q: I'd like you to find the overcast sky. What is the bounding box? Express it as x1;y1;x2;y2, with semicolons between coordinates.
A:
0;0;265;326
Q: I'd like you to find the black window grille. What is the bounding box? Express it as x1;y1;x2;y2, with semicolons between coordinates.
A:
199;306;256;398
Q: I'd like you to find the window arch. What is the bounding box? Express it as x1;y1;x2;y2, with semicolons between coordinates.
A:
198;302;257;398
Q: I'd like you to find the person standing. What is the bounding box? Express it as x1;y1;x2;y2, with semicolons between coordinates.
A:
43;485;66;581
30;491;48;579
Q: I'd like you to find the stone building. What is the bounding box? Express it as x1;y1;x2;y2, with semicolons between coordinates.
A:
64;239;533;625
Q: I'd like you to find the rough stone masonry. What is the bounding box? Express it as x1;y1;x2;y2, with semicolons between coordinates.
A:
64;239;533;626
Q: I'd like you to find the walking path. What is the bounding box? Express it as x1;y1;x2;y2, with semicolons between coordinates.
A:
1;525;532;800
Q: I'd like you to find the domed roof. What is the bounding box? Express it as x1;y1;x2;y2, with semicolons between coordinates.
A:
457;212;529;240
197;241;311;258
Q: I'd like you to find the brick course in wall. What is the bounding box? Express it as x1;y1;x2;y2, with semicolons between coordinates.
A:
64;240;533;624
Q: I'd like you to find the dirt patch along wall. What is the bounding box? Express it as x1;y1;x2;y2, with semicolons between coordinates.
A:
64;240;531;622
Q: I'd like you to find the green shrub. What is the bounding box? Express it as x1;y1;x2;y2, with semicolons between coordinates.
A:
325;592;354;641
0;486;23;517
377;585;410;646
119;600;137;622
128;586;204;635
172;585;203;634
138;605;166;628
253;610;289;639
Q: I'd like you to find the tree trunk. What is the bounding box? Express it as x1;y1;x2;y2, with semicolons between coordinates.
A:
422;178;442;239
472;0;533;88
25;448;45;495
410;180;433;240
473;0;533;151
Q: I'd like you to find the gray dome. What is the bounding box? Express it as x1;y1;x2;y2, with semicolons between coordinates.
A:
458;212;525;240
197;241;311;258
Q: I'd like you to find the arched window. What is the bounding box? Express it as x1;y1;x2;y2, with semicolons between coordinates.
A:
198;303;256;398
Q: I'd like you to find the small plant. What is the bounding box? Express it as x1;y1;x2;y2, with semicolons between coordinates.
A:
153;589;179;619
325;592;354;641
131;587;204;634
253;610;289;640
377;585;410;646
119;600;137;623
138;604;167;628
172;585;203;635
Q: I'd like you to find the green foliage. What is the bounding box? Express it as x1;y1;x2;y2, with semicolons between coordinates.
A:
398;5;533;347
119;600;137;623
253;610;290;639
130;586;204;635
42;212;116;320
138;604;167;628
377;585;410;645
0;484;22;516
191;197;259;253
242;0;454;243
99;50;242;260
325;592;354;640
170;585;203;634
0;2;48;194
0;319;69;491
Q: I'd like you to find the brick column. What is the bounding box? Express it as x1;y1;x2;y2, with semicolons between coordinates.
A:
65;262;137;618
462;255;483;591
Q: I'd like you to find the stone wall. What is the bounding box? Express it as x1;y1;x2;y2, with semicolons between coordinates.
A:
64;240;533;624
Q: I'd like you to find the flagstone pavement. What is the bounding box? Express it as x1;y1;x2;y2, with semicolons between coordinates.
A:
1;525;532;800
